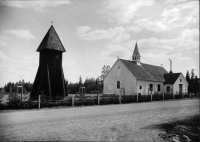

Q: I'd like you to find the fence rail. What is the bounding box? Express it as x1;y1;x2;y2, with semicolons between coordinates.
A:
0;93;199;110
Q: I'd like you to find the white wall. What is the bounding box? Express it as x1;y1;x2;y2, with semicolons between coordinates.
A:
163;84;173;93
137;80;164;95
103;59;137;95
173;73;188;94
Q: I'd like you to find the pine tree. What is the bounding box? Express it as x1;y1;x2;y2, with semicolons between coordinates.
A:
185;70;190;93
190;69;195;93
79;76;82;87
194;75;199;94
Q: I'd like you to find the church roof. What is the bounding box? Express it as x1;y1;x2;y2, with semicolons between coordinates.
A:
37;26;66;52
120;59;168;82
132;42;140;57
164;73;182;84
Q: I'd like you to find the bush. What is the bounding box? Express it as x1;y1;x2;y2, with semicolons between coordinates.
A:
153;93;163;101
164;93;173;100
121;95;137;103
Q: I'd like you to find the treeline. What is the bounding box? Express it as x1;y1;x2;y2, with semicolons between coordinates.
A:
3;76;103;95
185;70;199;94
4;80;33;93
67;76;103;94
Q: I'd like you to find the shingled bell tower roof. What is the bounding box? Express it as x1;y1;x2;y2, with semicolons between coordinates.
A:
37;25;66;52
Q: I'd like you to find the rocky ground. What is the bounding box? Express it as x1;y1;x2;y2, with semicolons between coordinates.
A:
156;114;199;142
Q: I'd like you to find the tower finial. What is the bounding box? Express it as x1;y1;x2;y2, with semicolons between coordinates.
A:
51;20;54;26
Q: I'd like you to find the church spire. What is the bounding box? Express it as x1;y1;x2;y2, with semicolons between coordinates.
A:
132;42;141;65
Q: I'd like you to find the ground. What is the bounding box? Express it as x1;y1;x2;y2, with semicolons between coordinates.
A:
0;99;199;141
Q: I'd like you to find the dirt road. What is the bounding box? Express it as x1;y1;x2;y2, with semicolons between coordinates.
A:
0;99;199;141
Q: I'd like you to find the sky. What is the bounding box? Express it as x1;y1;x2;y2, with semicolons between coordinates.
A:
0;0;199;87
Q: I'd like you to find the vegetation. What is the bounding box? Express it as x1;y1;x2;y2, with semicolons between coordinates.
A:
68;77;102;94
185;70;199;94
3;80;33;94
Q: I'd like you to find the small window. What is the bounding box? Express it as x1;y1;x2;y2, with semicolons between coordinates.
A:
140;86;142;89
118;65;120;69
180;79;182;82
167;86;170;92
158;84;160;91
117;81;120;89
150;84;153;91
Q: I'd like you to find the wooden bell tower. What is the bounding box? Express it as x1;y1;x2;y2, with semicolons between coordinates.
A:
30;25;67;100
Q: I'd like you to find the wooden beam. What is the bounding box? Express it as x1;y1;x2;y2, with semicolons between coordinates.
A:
36;66;46;97
47;64;52;100
61;67;66;98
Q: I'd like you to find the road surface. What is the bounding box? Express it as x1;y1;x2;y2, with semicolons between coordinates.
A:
0;99;199;141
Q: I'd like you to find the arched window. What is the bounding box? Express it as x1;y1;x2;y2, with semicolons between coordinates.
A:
118;65;120;69
117;81;120;89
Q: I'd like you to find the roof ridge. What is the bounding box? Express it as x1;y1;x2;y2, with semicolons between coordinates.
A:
141;63;163;68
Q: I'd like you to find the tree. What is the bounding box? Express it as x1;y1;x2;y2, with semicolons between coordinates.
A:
194;75;199;94
185;70;190;93
185;70;190;82
79;76;82;87
190;69;195;93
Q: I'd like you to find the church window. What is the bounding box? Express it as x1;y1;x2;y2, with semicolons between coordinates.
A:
118;65;120;69
180;79;182;82
158;84;160;91
140;86;142;89
117;81;120;89
167;86;170;92
150;84;153;91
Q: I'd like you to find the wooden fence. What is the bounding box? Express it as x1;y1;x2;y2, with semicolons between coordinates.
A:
0;93;199;110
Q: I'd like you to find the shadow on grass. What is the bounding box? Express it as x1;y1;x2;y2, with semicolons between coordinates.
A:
142;114;199;142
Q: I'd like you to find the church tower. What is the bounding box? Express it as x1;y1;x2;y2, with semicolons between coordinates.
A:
30;25;67;100
132;42;141;65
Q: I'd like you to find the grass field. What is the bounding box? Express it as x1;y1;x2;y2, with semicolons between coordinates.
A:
0;99;199;141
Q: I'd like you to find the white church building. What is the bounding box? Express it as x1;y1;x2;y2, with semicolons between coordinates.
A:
103;43;188;95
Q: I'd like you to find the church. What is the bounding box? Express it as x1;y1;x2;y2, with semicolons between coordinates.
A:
103;43;188;95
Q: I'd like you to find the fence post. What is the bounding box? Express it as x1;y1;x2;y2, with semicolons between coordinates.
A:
98;94;100;105
163;93;164;101
38;95;40;109
72;95;74;106
119;94;121;104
